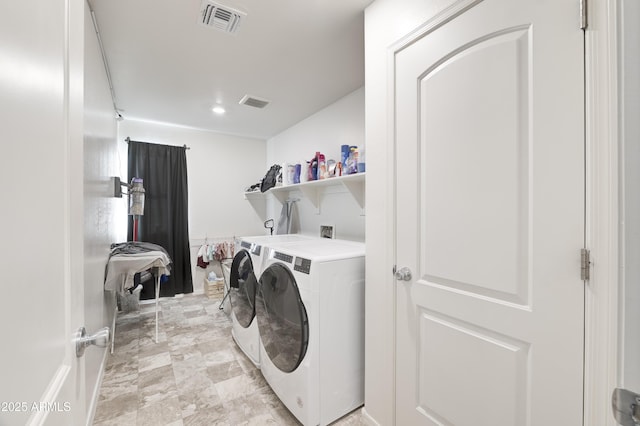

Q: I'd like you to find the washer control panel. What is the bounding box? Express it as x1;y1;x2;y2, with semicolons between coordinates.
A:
294;257;311;274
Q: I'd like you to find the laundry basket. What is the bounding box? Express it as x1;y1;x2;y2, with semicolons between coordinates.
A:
117;270;150;312
204;277;225;299
118;288;141;312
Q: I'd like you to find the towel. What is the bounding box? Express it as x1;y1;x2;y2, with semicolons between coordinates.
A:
276;199;300;235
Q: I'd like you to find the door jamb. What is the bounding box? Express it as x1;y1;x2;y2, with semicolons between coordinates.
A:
583;0;619;425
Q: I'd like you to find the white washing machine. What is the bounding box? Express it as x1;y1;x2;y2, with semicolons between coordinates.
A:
229;234;316;367
255;238;365;425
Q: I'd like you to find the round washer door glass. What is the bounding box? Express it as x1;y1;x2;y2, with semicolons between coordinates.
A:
256;263;309;373
229;250;258;328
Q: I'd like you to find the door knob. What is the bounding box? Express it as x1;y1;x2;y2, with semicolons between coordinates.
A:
395;267;412;281
75;326;110;358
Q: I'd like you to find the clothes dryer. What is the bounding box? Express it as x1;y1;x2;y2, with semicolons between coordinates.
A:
229;234;316;367
255;239;365;425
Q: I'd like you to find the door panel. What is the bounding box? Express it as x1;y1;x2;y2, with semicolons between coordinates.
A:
395;0;584;425
416;310;529;425
420;26;530;305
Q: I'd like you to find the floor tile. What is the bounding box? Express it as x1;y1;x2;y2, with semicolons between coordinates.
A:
94;293;364;426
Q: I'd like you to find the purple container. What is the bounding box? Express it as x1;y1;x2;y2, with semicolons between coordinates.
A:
294;164;301;184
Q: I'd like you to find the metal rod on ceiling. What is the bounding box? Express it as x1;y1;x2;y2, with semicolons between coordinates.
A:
125;137;191;150
88;3;121;119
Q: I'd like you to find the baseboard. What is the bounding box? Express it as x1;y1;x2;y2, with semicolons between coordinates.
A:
27;365;71;426
361;407;382;426
85;346;110;426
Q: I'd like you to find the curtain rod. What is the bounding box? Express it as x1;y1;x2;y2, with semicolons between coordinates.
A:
125;137;190;150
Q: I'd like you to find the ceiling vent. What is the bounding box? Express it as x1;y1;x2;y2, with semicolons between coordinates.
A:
199;0;246;34
239;95;270;109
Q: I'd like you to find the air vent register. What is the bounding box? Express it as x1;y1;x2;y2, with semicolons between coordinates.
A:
239;94;270;109
199;0;246;34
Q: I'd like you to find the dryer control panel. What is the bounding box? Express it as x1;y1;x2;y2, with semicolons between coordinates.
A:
241;241;261;255
294;257;311;274
274;251;293;264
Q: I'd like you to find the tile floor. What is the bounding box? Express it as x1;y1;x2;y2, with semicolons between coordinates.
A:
93;293;365;426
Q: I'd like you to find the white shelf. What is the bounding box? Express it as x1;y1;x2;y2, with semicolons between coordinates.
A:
244;173;365;217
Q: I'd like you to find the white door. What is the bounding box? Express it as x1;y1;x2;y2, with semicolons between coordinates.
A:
395;0;585;424
0;0;87;424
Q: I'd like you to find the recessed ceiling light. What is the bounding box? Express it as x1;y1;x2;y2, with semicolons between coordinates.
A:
212;106;226;114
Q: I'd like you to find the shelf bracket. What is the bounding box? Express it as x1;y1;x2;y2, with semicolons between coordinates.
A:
244;194;268;221
341;178;365;211
298;185;320;214
270;190;289;205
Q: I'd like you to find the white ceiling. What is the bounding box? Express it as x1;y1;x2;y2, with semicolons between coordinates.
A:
88;0;373;140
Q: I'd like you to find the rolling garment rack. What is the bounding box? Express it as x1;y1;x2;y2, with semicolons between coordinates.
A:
196;237;235;311
218;257;233;310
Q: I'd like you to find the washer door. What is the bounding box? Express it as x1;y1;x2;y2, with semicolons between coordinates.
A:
256;263;309;373
229;250;258;328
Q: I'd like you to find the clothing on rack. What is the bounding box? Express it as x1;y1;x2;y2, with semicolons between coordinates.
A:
213;241;233;261
104;242;172;293
196;244;210;268
196;240;235;268
110;241;171;259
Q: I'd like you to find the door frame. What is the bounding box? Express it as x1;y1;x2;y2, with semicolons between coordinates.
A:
373;0;620;425
583;0;619;424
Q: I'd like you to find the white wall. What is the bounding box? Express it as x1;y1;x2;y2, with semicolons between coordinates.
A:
83;4;126;421
117;89;364;294
266;87;365;241
364;1;463;425
117;120;266;292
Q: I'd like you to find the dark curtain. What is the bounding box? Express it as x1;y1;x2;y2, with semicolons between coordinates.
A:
128;141;193;299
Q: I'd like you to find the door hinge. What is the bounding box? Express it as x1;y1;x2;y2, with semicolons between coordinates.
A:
581;248;591;281
580;0;588;30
